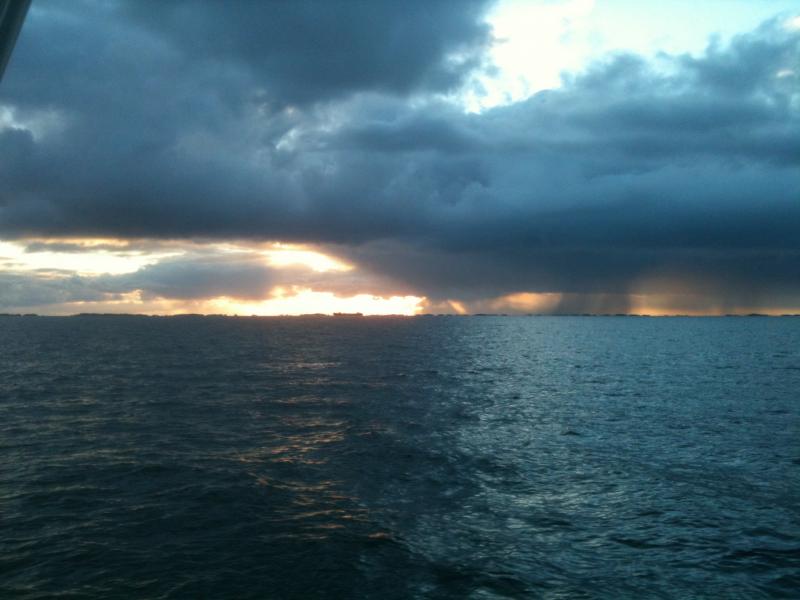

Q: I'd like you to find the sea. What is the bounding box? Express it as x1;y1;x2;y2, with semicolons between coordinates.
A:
1;315;798;599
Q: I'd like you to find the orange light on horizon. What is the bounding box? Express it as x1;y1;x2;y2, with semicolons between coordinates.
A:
3;237;798;317
210;289;424;316
447;300;468;315
496;292;562;313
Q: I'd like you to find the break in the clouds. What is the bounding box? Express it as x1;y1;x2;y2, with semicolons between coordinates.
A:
0;1;798;314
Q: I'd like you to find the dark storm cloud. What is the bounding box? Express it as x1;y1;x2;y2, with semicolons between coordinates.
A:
343;240;800;304
0;3;798;309
123;0;493;106
0;0;493;240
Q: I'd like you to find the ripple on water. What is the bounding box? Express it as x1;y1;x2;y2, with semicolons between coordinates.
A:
0;315;799;598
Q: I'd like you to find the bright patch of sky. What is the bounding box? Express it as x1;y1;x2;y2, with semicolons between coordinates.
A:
0;240;173;276
261;244;353;272
464;0;800;110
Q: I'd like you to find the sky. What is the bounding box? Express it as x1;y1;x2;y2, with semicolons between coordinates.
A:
0;0;798;316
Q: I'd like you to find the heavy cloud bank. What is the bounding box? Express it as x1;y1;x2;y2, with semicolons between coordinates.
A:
0;1;798;311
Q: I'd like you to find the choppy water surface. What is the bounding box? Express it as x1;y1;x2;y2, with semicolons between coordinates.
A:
1;315;798;599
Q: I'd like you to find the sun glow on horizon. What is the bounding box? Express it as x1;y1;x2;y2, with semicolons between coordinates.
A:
0;237;418;315
211;289;424;316
2;236;799;317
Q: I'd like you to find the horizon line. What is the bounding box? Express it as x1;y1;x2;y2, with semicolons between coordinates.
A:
2;312;799;319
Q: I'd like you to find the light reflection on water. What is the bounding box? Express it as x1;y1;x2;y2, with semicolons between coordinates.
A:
0;315;799;598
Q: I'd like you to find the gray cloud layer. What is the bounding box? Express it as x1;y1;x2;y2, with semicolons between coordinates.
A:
1;2;798;310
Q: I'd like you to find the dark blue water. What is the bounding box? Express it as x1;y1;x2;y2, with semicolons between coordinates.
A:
1;315;798;599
